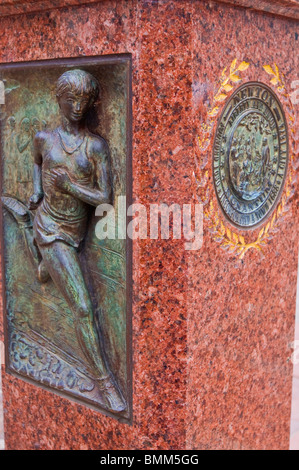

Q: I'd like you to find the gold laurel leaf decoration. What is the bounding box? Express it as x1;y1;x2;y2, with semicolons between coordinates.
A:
274;63;280;79
265;222;271;234
271;77;279;85
263;64;275;75
237;61;250;71
258;228;265;240
223;84;234;92
208;107;219;117
221;66;228;78
209;58;249;114
230;74;242;83
270;213;276;229
239;235;245;245
230;59;237;73
196;60;296;259
220;222;226;235
233;232;239;244
215;93;227;102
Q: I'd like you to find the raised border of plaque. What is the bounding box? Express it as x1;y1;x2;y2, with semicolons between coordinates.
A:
213;81;289;230
0;54;133;423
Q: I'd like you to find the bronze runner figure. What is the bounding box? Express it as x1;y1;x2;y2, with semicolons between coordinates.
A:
2;69;125;413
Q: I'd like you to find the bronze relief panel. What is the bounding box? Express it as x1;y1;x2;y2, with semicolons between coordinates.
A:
0;56;132;421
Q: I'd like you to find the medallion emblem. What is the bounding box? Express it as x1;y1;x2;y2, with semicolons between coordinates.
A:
213;82;288;228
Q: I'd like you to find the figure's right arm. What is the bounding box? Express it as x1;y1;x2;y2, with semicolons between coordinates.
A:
28;132;45;210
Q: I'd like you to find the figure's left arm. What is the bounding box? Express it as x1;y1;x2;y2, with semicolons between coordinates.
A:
52;138;112;207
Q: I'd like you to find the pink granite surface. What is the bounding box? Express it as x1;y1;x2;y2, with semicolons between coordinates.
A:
218;0;299;19
0;342;4;450
1;0;299;19
0;0;298;450
290;293;299;451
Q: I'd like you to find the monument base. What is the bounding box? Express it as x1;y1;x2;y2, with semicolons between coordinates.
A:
0;0;298;450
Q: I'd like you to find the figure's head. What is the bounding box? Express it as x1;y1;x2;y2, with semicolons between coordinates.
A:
56;69;99;123
31;117;40;132
8;116;16;129
21;117;30;132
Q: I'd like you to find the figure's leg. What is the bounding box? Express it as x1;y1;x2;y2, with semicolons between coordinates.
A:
38;240;125;412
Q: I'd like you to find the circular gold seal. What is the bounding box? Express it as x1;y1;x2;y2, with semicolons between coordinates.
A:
213;82;288;228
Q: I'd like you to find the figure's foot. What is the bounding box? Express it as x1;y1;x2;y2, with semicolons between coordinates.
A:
1;196;31;227
98;376;126;413
37;260;50;283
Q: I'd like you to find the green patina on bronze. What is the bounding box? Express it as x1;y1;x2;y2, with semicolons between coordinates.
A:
0;60;130;419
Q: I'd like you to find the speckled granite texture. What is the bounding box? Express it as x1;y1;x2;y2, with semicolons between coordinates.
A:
218;1;299;20
1;0;299;19
0;344;4;450
0;0;298;450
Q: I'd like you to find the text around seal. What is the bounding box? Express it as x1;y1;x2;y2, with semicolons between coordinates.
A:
213;82;288;229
